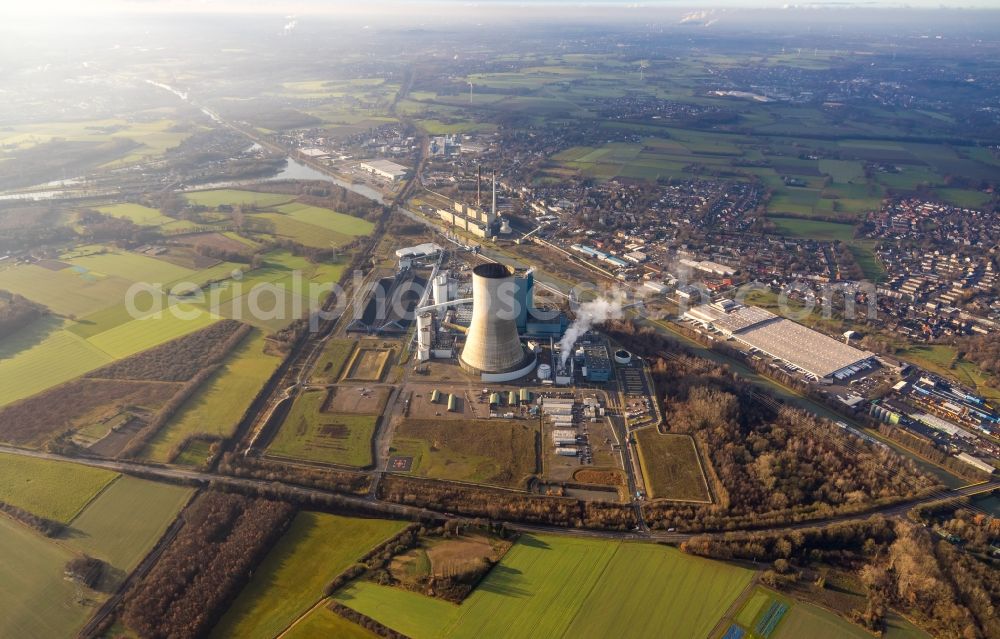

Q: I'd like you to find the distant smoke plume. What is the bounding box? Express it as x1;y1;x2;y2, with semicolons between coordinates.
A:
559;292;625;367
282;17;298;36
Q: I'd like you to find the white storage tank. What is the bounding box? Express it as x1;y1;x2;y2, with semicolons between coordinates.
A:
537;363;552;381
614;349;632;365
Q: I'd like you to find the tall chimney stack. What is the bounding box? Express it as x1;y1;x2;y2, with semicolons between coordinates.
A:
491;169;497;225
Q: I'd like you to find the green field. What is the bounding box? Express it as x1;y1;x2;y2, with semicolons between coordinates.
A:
254;212;355;249
196;250;344;330
390;419;538;488
769;217;856;242
283;606;378;639
773;598;930;639
0;516;98;638
65;251;195;285
310;338;356;383
211;512;406;639
62;476;192;573
0;453;118;523
143;330;281;462
0;262;132;317
899;345;1000;402
0;327;113;407
267;390;377;467
275;202;375;236
96;203;176;226
935;188;993;209
185;189;297;208
634;429;711;502
0;117;191;167
335;535;754;639
86;305;219;359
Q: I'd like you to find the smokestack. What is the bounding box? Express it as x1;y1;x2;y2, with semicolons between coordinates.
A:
460;263;534;376
559;293;626;367
477;165;482;209
491;169;497;225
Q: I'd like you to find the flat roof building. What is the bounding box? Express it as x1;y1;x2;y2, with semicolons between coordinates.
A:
583;345;612;383
685;301;875;380
360;159;408;181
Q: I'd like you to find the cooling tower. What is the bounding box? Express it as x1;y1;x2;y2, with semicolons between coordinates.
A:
460;263;535;377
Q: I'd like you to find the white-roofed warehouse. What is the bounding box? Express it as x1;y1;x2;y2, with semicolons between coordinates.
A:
684;302;875;380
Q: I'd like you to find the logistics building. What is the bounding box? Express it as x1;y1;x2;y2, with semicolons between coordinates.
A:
360;159;408;181
685;301;875;380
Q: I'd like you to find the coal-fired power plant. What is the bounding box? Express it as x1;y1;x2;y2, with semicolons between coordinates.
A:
460;263;536;381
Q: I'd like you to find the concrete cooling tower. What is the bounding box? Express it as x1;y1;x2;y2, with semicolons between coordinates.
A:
460;263;536;381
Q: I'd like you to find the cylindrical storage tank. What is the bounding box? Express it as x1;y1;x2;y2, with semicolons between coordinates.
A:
447;394;458;412
614;349;632;365
490;392;501;405
460;263;533;375
537;364;551;381
430;389;441;403
433;273;449;305
417;313;433;351
508;391;518;406
519;388;531;403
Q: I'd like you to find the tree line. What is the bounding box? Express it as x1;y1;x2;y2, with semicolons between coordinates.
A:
119;491;295;639
0;291;46;339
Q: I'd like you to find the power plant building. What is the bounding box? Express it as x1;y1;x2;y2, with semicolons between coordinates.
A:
582;345;612;383
459;263;537;382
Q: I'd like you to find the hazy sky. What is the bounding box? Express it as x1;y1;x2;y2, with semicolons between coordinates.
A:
5;0;1000;15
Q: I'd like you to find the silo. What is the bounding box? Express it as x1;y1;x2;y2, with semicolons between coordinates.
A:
508;390;518;406
459;263;534;376
433;272;449;305
417;312;433;361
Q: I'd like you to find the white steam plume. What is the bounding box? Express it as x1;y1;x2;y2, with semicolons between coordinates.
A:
559;292;625;367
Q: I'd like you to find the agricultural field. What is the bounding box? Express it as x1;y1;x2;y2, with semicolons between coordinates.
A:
142;330;281;462
254;212;355;249
197;250;345;330
275;202;375;236
334;535;754;639
96;203;177;227
185;189;296;208
0;453;118;522
85;304;218;359
309;338;356;383
283;606;378;639
723;586;930;639
64;251;195;285
0;516;99;639
389;418;538;488
0;327;113;407
0;262;133;317
768;218;856;243
267;390;378;467
62;477;192;577
0;116;193;168
211;512;406;639
634;429;711;502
